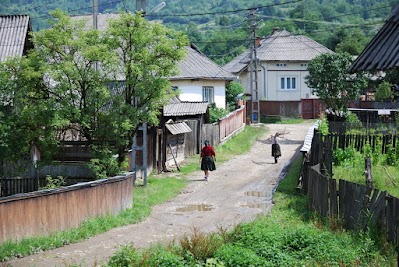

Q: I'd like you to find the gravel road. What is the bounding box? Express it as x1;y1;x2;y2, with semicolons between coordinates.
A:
7;122;312;267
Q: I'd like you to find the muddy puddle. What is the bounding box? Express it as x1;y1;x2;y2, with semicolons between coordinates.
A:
176;204;213;212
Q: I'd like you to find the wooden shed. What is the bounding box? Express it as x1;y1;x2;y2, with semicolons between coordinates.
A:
164;120;192;170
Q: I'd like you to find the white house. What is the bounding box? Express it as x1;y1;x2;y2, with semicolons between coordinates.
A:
170;44;236;109
224;29;333;117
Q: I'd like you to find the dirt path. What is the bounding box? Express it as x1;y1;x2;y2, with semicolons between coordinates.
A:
7;123;312;267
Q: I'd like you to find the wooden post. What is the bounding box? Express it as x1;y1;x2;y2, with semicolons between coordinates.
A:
365;157;372;188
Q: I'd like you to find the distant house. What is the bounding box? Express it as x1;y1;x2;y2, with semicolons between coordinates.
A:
0;15;33;61
169;44;236;109
224;29;333;118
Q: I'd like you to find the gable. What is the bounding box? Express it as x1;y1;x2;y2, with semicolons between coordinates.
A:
0;15;32;61
224;30;333;74
170;45;235;81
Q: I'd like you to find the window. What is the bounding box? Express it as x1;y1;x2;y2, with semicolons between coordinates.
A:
280;77;297;90
276;63;287;67
202;86;214;103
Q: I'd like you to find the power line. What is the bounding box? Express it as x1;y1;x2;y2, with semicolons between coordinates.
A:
155;0;303;17
29;0;123;22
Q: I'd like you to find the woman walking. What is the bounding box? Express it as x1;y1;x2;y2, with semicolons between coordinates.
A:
200;140;216;180
269;133;282;163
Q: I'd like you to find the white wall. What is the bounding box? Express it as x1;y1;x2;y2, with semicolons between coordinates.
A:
237;61;318;101
170;79;226;109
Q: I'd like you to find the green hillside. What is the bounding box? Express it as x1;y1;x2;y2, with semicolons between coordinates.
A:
0;0;396;64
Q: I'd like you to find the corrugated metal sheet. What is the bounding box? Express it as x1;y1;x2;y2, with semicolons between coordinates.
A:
224;30;333;74
300;121;319;153
165;122;192;135
164;101;209;116
349;5;399;73
170;44;235;80
0;15;31;61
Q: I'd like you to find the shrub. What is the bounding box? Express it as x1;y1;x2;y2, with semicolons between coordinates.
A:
106;244;142;267
214;244;268;267
178;227;223;263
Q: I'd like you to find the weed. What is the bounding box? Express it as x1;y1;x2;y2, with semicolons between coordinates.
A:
178;226;223;263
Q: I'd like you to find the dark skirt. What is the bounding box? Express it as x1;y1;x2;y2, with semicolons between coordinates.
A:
201;156;216;171
272;144;281;158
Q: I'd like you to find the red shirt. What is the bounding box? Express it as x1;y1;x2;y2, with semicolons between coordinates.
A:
201;145;216;157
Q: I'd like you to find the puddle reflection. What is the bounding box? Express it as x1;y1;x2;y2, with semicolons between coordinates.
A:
176;204;213;212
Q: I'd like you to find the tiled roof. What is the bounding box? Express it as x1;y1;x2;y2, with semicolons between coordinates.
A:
169;44;235;81
0;15;32;61
224;30;333;74
163;101;209;116
350;5;399;72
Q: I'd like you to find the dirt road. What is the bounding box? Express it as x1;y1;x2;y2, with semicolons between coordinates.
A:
7;122;312;267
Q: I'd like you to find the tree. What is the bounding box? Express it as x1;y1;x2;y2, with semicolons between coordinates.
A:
375;81;393;101
103;12;188;166
225;81;244;111
305;52;367;112
0;10;188;177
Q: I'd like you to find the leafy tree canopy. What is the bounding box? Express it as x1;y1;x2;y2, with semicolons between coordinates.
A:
305;52;367;112
0;10;188;176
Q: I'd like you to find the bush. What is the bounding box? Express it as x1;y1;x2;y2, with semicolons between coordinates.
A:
214;244;268;267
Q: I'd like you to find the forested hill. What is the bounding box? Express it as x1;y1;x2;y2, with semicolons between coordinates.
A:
0;0;397;64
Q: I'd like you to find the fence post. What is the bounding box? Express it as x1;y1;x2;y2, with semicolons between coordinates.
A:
365;157;372;188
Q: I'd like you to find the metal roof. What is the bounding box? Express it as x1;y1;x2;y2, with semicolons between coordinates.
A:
349;5;399;73
0;15;32;61
224;30;333;74
169;44;235;81
163;101;209;116
165;121;192;135
300;121;319;154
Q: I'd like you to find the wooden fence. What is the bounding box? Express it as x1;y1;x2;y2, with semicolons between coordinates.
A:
219;105;245;142
302;129;399;245
0;173;133;244
329;133;399;153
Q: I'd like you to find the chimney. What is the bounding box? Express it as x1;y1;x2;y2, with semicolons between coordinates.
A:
272;27;279;34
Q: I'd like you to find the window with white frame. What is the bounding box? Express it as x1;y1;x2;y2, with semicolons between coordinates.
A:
280;77;297;90
202;86;214;103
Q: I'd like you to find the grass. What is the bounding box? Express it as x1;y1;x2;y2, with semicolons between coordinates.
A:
260;116;305;124
333;156;399;198
105;155;397;266
0;125;268;262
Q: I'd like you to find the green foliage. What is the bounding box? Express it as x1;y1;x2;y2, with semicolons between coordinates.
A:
209;104;229;123
305;52;367;112
214;244;267;267
375;81;393;101
40;175;66;189
146;245;186;267
107;244;142;267
317;117;329;135
87;146;124;179
178;227;223;263
225;81;244;111
1;10;188;173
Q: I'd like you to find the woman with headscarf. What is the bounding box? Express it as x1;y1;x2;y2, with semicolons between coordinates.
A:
200;140;216;180
269;132;282;163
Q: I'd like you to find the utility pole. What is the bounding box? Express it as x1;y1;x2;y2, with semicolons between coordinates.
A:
249;9;259;123
92;0;98;29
